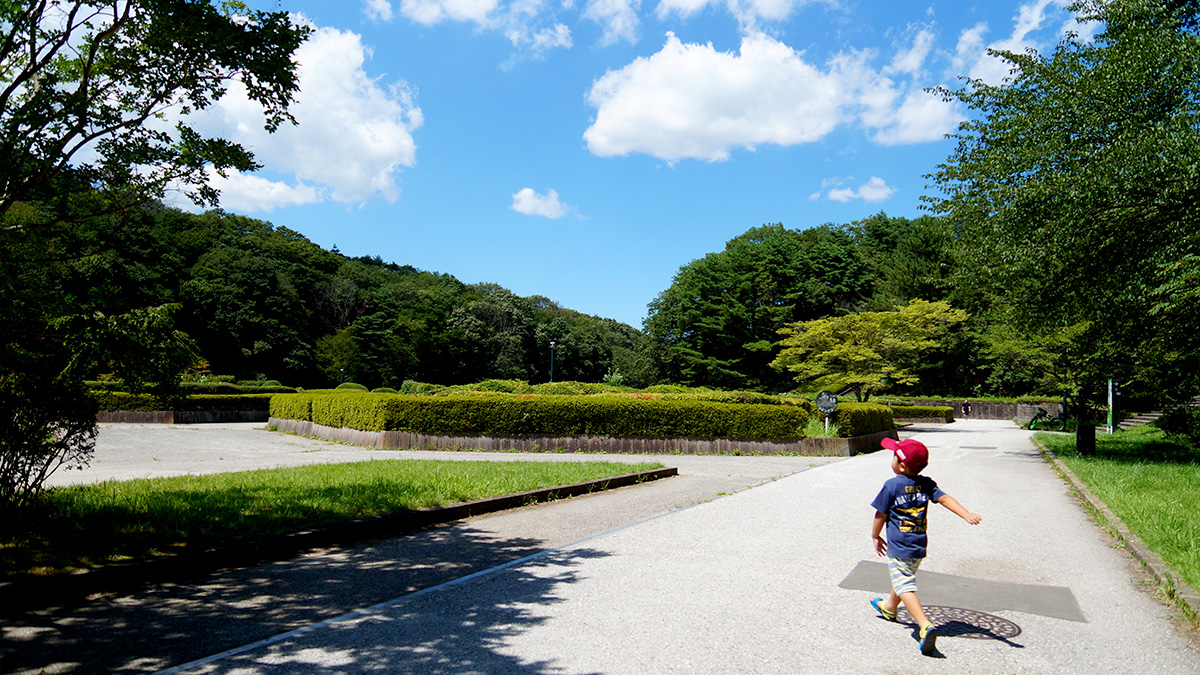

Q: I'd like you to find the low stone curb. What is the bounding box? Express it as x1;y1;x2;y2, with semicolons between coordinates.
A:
1036;443;1199;626
0;467;677;615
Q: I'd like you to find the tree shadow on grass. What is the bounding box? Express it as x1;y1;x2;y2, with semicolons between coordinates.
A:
1;523;607;674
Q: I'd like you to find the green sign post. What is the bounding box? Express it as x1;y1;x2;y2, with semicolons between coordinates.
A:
1107;378;1115;434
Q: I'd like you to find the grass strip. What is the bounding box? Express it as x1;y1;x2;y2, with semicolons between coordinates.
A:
2;459;662;576
1037;426;1200;598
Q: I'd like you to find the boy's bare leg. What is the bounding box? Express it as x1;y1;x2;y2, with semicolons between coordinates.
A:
897;591;930;627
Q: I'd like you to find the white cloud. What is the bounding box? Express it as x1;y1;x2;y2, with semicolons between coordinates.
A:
192;23;423;212
960;0;1075;85
400;0;500;24
654;0;831;28
204;168;325;212
822;176;895;203
511;188;570;218
507;22;573;55
584;33;844;161
583;32;961;162
364;0;394;22
885;27;935;75
869;88;964;145
584;0;641;45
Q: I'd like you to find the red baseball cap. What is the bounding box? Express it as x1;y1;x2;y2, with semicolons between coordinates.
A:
882;438;929;470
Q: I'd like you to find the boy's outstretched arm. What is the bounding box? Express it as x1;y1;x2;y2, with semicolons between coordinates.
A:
871;511;888;556
937;494;982;525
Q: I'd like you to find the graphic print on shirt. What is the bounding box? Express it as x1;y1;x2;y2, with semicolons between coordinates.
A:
894;503;929;534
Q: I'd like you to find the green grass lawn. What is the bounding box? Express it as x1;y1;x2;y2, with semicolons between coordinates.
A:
2;458;661;576
1038;426;1200;596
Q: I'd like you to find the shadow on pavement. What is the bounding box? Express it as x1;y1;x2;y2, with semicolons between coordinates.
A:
2;525;606;674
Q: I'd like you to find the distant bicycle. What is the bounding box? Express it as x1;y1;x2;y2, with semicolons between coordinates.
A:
1028;407;1067;431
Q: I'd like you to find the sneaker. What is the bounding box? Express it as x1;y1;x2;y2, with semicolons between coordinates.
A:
919;623;938;655
870;597;897;622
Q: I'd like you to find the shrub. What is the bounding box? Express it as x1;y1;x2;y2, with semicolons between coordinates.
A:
180;381;243;395
400;380;446;395
526;381;629;396
186;394;273;412
335;382;368;391
1157;406;1200;443
827;402;894;437
642;384;693;394
658;389;787;406
91;392;273;412
464;379;528;393
271;392;812;440
1;376;97;514
270;391;318;422
84;380;127;392
889;405;954;422
235;385;297;394
372;387;399;394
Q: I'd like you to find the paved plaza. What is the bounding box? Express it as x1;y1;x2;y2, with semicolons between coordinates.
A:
4;420;1198;674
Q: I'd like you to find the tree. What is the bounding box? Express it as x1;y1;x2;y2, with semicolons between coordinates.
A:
0;1;308;513
644;224;872;391
926;0;1200;407
0;1;308;219
770;300;968;401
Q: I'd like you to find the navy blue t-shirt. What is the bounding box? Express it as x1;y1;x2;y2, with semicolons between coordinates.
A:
871;474;946;559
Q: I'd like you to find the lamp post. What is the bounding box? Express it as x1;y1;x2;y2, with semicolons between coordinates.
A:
549;341;556;383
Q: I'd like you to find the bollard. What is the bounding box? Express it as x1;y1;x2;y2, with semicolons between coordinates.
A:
1076;422;1096;455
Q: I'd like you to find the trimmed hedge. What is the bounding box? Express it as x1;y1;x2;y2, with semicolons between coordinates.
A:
826;402;895;437
890;405;954;422
400;380;447;395
87;380;295;395
91;392;274;412
270;392;812;441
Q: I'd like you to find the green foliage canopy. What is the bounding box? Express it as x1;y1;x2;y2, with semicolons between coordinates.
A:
771;299;968;401
0;1;308;218
0;1;309;514
927;0;1200;406
644;223;873;391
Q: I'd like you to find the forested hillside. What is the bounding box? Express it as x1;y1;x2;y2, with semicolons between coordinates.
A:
20;205;657;389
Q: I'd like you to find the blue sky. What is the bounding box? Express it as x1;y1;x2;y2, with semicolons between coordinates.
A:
188;0;1090;328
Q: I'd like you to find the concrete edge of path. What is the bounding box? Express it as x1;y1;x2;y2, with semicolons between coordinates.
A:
0;467;678;615
1036;443;1200;627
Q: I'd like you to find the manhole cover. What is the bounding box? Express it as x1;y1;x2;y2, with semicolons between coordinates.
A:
895;605;1022;640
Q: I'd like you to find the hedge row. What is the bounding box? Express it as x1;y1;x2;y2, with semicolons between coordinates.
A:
889;405;954;422
86;381;295;395
395;379;815;411
90;392;274;412
270;392;813;441
824;402;895;437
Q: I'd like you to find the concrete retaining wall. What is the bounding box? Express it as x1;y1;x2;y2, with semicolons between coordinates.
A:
268;417;899;457
910;399;1064;423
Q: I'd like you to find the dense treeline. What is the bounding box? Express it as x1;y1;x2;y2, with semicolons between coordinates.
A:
37;206;659;389
644;215;974;395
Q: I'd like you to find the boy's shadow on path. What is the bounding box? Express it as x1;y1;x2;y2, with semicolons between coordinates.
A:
2;525;607;674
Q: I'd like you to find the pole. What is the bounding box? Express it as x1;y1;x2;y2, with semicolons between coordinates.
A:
549;341;556;383
1107;378;1114;434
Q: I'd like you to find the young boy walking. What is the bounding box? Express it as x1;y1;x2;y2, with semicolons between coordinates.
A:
870;438;981;655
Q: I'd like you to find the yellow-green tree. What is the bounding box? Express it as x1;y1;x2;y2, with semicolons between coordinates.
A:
771;300;968;401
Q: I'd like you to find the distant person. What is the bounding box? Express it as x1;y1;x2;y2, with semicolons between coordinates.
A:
870;438;982;655
960;399;972;418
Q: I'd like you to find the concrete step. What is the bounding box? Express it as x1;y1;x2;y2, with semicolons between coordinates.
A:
1118;412;1161;429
